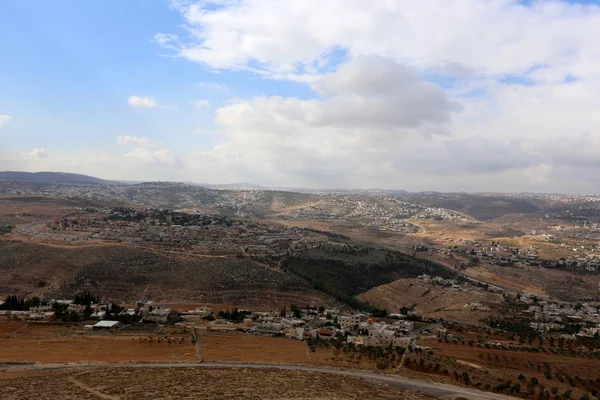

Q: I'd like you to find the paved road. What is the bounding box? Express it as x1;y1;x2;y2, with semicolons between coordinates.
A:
414;321;442;335
13;362;517;400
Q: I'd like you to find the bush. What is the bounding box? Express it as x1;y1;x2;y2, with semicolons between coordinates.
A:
202;313;215;321
376;360;390;370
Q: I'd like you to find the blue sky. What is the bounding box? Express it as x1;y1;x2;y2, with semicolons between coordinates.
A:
2;0;600;193
0;0;312;155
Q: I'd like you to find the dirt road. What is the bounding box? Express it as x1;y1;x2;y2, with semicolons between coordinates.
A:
10;362;517;400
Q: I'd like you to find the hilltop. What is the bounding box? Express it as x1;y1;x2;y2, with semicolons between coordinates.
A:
0;171;116;185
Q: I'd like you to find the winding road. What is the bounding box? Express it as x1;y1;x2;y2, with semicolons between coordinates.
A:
10;361;518;400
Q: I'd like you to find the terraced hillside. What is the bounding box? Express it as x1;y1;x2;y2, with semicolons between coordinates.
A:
359;278;503;324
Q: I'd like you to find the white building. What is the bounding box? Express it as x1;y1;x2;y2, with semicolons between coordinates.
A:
339;314;363;330
393;336;412;348
368;328;396;347
395;320;414;331
92;320;120;330
146;308;170;323
91;310;106;320
281;318;305;328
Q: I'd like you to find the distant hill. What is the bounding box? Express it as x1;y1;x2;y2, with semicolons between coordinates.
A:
0;171;116;185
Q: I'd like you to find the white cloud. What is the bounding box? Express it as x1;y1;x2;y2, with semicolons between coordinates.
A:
162;0;600;81
26;148;49;159
128;96;158;108
0;115;12;128
125;148;182;167
154;33;178;46
199;57;463;187
117;135;164;149
196;82;230;92
191;99;211;108
10;1;600;192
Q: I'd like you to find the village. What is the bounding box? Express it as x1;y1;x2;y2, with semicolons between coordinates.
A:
281;196;468;232
416;237;600;272
0;292;436;351
12;207;330;256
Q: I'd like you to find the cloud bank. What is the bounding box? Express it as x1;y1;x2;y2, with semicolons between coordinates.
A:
10;0;600;193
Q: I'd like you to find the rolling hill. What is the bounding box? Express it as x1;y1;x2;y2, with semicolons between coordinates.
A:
0;171;116;185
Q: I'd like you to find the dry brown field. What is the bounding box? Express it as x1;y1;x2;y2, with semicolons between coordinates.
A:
0;319;27;337
0;195;91;221
0;367;435;400
0;322;197;364
197;330;310;364
413;336;600;399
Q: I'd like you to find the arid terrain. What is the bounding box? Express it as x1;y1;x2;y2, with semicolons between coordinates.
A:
359;278;504;324
2;176;600;400
0;367;436;400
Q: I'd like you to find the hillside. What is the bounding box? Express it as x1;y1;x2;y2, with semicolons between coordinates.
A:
281;243;457;310
0;171;115;185
359;278;503;324
402;193;540;220
0;241;334;307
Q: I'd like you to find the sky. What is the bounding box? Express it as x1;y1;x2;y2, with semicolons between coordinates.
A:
2;0;600;193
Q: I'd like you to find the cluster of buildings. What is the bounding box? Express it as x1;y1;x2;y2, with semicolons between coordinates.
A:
17;208;329;256
1;298;175;326
217;307;420;349
443;238;600;272
282;196;464;232
509;295;600;336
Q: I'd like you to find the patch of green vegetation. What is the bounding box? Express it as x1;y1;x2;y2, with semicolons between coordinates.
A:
282;244;456;311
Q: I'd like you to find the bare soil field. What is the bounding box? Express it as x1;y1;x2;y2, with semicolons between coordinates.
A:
0;195;96;222
0;319;27;337
198;330;310;364
359;278;503;324
420;338;600;398
0;367;435;400
0;323;196;364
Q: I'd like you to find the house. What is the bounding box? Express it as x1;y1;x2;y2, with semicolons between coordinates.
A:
284;327;305;340
91;303;112;315
281;318;305;328
368;328;395;347
393;336;412;348
259;320;282;331
92;320;120;330
437;327;448;338
43;311;56;321
145;307;171;323
339;314;363;330
91;310;106;320
396;320;414;332
67;304;87;315
30;305;53;313
317;329;333;339
347;335;366;346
